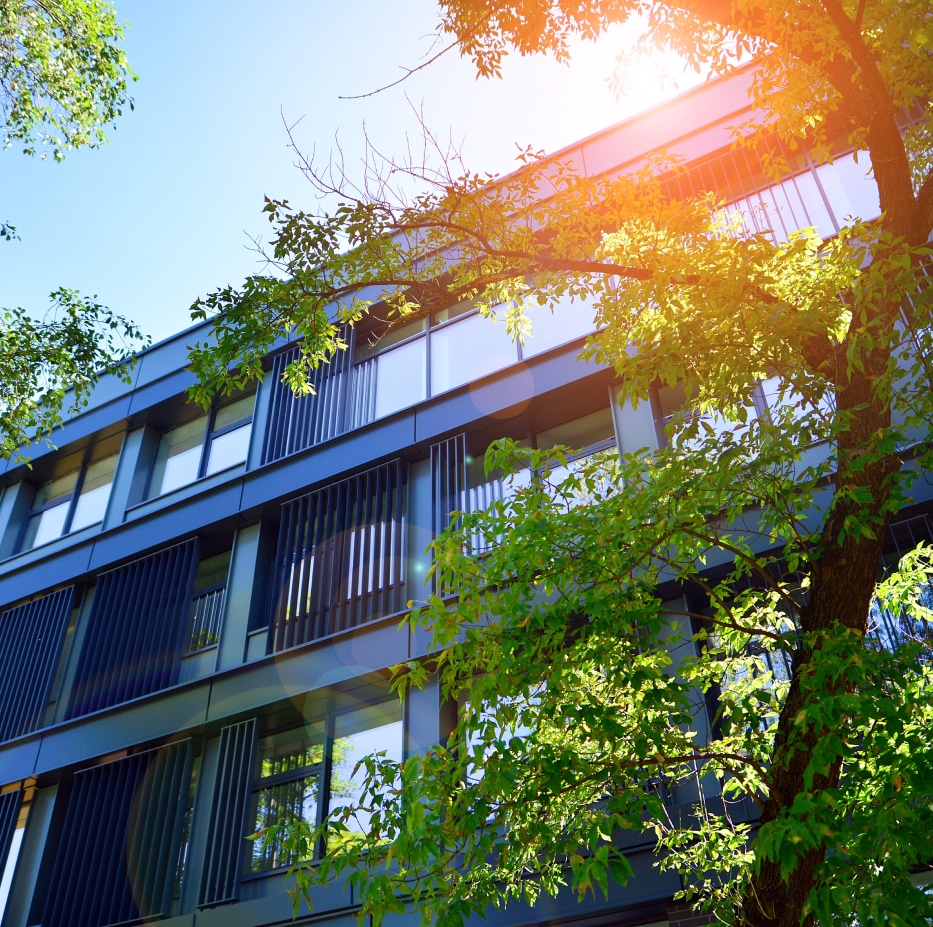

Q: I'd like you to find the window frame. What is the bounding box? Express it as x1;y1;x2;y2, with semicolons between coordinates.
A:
245;700;404;877
147;392;255;499
18;448;121;552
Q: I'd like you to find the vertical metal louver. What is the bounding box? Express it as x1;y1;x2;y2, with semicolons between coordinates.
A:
430;434;466;540
198;718;257;908
37;740;194;927
262;337;352;465
268;459;407;652
0;789;22;873
0;586;74;742
66;539;200;719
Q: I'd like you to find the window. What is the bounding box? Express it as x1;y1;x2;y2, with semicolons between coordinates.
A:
652;380;763;452
20;451;120;550
351;317;427;426
249;701;403;873
185;550;231;653
461;406;617;516
347;298;598;432
148;393;254;498
429;302;519;396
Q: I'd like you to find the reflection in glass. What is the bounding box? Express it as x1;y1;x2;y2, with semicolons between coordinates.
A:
205;423;251;475
21;454;119;550
250;729;324;873
430;312;518;395
521;293;594;358
150;416;207;497
70;454;118;531
330;708;403;834
816;151;880;227
352;339;427;427
22;503;70;550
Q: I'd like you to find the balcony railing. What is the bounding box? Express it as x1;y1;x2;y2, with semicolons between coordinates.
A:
186;584;226;653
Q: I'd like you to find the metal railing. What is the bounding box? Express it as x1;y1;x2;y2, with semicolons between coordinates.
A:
186;584;226;653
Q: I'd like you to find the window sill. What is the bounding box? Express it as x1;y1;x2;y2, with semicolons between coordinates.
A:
125;462;247;522
0;520;103;572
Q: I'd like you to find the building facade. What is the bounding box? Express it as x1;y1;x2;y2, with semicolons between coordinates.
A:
0;67;926;927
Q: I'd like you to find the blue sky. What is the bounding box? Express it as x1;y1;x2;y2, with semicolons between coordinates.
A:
1;1;693;346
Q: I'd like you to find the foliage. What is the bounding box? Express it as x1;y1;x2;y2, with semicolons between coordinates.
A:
190;1;933;925
0;290;144;461
0;1;141;461
0;0;133;160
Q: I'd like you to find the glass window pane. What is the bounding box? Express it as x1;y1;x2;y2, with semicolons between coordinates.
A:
194;550;231;591
816;151;880;227
789;170;836;238
330;705;403;834
70;454;119;531
430;314;518;396
521;294;595;359
22;502;70;549
205;422;251;475
537;408;615;453
32;470;79;510
150;416;207;497
372;339;426;420
250;728;324;872
250;777;319;872
355;317;426;361
213;394;254;433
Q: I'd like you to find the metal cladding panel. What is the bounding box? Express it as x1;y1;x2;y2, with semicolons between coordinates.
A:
66;539;200;720
198;718;257;907
0;586;74;742
37;739;193;927
262;338;352;465
267;459;407;653
0;545;93;612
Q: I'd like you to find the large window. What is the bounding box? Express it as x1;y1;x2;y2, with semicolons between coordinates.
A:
350;295;597;430
148;393;254;498
249;702;403;873
20;451;120;550
462;406;617;514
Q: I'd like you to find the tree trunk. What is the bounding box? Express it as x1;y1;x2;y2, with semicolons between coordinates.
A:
740;318;902;926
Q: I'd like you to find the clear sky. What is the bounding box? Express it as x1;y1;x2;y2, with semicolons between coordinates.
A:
0;0;695;346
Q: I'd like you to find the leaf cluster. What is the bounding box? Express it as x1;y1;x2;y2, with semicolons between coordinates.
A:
0;288;146;461
0;0;134;160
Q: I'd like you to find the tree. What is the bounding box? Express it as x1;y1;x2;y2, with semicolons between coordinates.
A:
1;0;133;159
189;1;933;925
0;0;142;460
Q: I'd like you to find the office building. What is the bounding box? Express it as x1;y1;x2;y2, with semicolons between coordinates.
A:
0;65;924;927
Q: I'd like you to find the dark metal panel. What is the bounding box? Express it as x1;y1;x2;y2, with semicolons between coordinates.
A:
0;586;74;742
206;623;409;723
198;718;257;908
66;539;200;719
0;544;94;608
